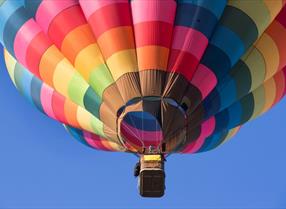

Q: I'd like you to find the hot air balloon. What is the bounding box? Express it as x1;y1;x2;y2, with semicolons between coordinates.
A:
1;0;286;197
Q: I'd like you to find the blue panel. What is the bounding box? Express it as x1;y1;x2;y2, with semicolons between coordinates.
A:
30;77;44;113
0;0;24;44
210;26;245;66
124;112;162;131
203;75;237;119
200;44;231;80
203;88;221;119
217;77;237;111
214;110;229;133
175;3;217;38
14;63;34;105
177;0;227;19
24;0;41;16
3;6;31;56
65;126;90;147
226;102;242;129
197;131;226;152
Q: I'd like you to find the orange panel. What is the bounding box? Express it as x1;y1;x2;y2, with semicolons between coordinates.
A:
64;100;81;129
97;26;135;58
266;21;286;69
61;24;96;64
39;46;64;87
272;71;286;105
137;46;169;70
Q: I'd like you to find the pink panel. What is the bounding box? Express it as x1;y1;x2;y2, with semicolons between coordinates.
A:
40;84;56;120
172;26;208;60
83;131;101;149
121;122;163;146
191;64;217;99
14;19;41;67
120;123;143;147
35;0;78;33
182;117;216;153
201;117;216;138
131;0;176;24
83;131;109;151
79;0;128;19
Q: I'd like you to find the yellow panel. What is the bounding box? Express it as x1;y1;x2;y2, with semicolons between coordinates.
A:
263;0;283;21
106;49;138;80
143;155;162;161
39;45;64;87
223;126;241;144
53;59;75;97
76;108;94;133
61;24;96;64
97;26;135;58
261;78;276;113
242;48;266;91
90;117;105;137
74;43;106;80
4;50;17;85
102;140;124;152
255;34;279;80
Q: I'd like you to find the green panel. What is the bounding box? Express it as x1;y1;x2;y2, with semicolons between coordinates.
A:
83;87;101;118
89;64;114;97
68;72;89;107
250;86;265;120
230;60;252;99
90;117;105;138
0;0;6;6
5;55;17;85
13;62;24;92
240;93;255;124
219;5;258;49
228;0;270;36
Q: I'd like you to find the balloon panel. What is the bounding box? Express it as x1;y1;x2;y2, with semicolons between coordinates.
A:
1;0;286;154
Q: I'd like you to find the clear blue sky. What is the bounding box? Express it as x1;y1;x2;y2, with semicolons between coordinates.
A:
1;45;286;209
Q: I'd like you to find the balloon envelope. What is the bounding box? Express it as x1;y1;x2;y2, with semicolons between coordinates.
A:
1;0;286;154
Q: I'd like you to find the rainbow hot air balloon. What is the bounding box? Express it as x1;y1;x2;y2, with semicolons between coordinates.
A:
1;0;286;197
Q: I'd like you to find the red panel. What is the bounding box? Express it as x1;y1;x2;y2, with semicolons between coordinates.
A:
48;5;87;48
120;125;142;147
272;71;285;105
83;132;110;151
276;5;286;28
52;92;68;124
88;3;132;38
283;67;286;96
25;32;52;78
167;49;199;81
134;21;173;48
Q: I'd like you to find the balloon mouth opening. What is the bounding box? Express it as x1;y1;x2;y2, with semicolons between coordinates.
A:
120;111;163;149
117;96;187;117
116;96;188;153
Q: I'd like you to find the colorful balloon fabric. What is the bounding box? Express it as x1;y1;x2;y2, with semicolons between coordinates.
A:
1;0;286;154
